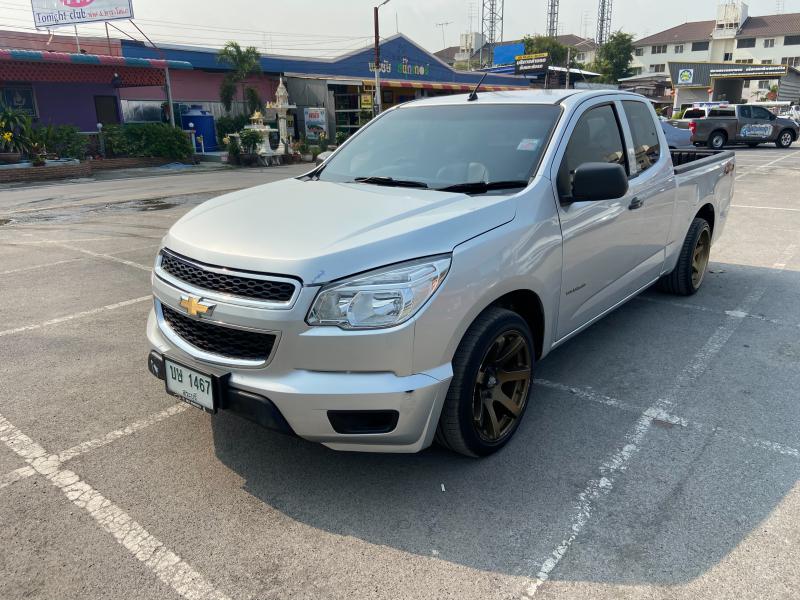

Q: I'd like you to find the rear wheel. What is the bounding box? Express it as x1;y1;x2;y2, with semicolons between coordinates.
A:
436;307;534;457
658;218;712;296
776;129;795;149
708;131;727;150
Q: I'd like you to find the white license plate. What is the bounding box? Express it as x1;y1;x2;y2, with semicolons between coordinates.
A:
165;359;216;412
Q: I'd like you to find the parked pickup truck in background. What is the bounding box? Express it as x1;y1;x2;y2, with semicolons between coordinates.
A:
147;90;735;457
688;104;800;149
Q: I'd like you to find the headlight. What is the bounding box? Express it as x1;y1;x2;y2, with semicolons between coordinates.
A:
307;256;451;329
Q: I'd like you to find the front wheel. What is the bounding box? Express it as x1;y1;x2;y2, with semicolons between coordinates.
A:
776;129;795;149
436;307;534;457
658;218;712;296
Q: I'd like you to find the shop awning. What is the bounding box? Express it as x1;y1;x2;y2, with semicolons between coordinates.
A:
0;48;192;70
0;48;192;87
361;79;528;92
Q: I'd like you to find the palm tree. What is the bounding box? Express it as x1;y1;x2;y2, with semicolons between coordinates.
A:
218;42;262;114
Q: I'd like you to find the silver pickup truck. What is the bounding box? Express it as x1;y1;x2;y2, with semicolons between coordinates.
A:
146;90;735;457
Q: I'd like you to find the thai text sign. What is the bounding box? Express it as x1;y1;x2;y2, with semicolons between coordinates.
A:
304;107;327;142
709;64;787;79
31;0;134;28
515;53;550;76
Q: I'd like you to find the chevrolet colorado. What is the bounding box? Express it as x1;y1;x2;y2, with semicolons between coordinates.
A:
147;90;735;457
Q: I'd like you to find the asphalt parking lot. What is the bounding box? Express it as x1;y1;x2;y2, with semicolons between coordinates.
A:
1;148;799;600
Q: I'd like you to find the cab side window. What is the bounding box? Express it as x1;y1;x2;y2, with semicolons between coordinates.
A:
739;105;753;118
622;100;662;174
751;106;773;120
557;104;627;200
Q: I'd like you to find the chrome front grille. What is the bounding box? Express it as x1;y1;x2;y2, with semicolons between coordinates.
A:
160;304;276;363
157;250;298;307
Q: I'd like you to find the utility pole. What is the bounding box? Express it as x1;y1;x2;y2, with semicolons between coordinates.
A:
374;0;391;116
565;46;571;89
436;21;453;50
546;0;559;39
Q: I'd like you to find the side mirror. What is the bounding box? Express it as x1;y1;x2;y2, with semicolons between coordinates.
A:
571;162;629;201
770;113;777;121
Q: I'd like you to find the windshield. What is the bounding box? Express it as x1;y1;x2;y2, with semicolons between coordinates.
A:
317;104;561;190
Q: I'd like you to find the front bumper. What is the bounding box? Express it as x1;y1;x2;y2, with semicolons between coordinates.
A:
147;307;453;453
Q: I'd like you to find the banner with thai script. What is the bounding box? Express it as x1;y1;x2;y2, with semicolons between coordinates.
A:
32;0;134;28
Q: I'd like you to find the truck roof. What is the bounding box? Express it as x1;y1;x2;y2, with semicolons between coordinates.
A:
405;89;646;108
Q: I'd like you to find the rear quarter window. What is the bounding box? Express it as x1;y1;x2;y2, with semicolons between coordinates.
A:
622;101;661;174
708;109;735;117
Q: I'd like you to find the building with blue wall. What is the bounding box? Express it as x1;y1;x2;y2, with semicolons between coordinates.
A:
121;34;530;138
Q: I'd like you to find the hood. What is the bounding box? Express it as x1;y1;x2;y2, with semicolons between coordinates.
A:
163;178;517;283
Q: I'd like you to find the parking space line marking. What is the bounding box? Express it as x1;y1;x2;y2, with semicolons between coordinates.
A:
0;296;150;338
0;403;188;492
57;403;188;463
0;465;36;490
0;258;83;276
635;296;800;329
523;243;797;598
536;378;800;458
54;243;152;272
0;412;231;600
732;204;800;213
5;237;113;245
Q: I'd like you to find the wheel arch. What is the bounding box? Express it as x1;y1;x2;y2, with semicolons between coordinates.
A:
485;289;545;360
695;202;716;237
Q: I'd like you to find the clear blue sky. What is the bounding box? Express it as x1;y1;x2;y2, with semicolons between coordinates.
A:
4;0;800;55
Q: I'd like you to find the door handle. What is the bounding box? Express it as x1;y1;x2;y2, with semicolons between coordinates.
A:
628;197;643;210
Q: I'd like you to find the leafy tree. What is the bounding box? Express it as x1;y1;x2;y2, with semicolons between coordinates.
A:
589;31;635;83
218;42;262;114
522;35;569;66
245;87;263;115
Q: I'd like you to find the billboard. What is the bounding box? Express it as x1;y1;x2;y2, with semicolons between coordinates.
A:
515;53;550;76
303;107;327;142
31;0;134;29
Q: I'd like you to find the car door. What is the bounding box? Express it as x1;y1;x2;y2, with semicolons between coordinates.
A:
552;99;672;342
737;105;772;141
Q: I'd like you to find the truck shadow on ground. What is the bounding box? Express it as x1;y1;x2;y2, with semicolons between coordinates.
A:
211;262;800;583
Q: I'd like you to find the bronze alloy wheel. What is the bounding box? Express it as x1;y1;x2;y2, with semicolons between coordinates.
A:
692;228;711;289
472;330;532;442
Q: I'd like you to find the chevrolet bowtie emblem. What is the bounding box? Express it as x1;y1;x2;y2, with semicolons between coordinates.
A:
179;295;216;318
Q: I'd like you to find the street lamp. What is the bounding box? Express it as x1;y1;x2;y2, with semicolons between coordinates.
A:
373;0;391;116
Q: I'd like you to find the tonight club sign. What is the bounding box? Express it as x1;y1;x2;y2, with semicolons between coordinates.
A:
31;0;134;28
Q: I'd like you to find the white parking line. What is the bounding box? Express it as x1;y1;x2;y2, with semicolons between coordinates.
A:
0;296;150;338
54;243;152;272
0;258;83;276
0;465;36;490
0;403;187;491
0;412;230;600
636;295;800;328
5;237;114;245
732;204;800;213
523;243;797;598
58;403;187;463
536;378;800;458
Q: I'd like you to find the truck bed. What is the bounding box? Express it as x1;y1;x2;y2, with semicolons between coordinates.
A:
671;149;735;175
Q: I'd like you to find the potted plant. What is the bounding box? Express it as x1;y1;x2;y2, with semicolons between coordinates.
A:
0;105;28;164
298;136;312;162
238;129;264;166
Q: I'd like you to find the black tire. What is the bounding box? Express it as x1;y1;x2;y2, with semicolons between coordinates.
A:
707;131;727;150
776;129;795;149
658;218;712;296
436;307;534;457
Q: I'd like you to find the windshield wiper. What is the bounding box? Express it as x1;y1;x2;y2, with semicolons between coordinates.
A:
351;176;429;189
437;180;529;194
